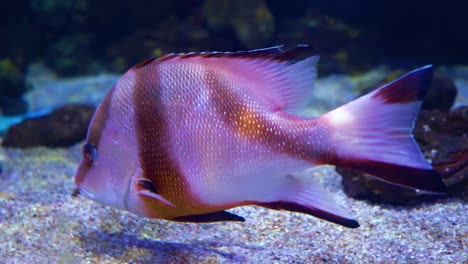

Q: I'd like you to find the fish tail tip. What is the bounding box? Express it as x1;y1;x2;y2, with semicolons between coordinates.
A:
371;64;434;104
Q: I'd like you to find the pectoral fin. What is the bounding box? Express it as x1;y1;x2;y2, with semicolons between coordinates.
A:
172;211;245;223
137;179;175;208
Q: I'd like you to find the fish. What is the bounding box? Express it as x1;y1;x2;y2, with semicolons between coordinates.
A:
74;46;446;228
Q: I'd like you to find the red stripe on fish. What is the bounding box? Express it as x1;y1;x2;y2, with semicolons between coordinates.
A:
131;66;195;214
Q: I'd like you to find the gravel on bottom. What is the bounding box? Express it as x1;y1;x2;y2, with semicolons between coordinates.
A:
0;146;466;263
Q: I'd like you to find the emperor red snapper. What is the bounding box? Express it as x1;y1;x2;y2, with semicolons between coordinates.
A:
74;46;445;228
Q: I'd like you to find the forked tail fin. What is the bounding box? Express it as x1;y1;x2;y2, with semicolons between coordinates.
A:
323;65;446;195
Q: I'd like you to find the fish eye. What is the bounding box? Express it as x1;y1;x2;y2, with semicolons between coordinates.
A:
82;143;98;163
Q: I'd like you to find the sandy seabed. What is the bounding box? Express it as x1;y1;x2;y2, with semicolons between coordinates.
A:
0;145;466;264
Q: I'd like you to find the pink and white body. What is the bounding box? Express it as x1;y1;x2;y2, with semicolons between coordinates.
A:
74;46;445;228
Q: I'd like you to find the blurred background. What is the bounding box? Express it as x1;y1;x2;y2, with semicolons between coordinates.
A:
3;0;467;76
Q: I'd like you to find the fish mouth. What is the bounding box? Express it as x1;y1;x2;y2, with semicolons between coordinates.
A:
77;187;95;199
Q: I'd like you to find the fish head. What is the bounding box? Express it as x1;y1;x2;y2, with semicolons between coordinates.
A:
74;85;140;211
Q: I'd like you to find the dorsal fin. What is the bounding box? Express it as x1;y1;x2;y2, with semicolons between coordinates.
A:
132;57;156;70
159;46;285;61
135;46;319;112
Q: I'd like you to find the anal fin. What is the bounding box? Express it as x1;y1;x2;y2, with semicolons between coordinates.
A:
259;201;359;228
172;211;245;223
258;172;359;228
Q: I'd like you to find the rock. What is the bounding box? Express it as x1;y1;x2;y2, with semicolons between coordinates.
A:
415;107;468;200
25;73;118;112
336;106;468;204
422;74;458;111
2;104;95;148
432;142;467;200
336;167;437;205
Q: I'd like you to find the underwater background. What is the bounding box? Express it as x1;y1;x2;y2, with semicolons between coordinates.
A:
0;0;466;263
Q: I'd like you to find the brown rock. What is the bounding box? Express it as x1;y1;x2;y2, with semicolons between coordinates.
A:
337;167;438;205
422;74;458;111
415;107;468;200
2;104;95;148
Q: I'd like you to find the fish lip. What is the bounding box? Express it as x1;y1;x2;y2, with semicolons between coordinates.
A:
78;187;95;199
